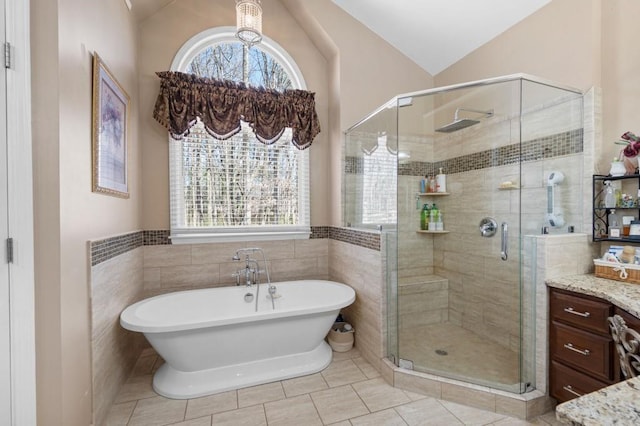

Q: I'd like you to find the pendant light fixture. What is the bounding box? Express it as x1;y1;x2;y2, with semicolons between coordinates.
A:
236;0;263;47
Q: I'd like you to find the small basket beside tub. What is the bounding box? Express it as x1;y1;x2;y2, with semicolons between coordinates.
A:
594;259;640;284
327;322;354;352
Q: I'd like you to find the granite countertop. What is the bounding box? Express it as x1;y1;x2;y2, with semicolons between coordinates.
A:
546;274;640;425
555;376;640;425
546;273;640;318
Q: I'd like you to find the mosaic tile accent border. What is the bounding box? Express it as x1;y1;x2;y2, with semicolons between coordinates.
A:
346;129;583;177
143;230;171;245
91;226;380;266
310;226;330;239
329;227;380;251
90;231;143;266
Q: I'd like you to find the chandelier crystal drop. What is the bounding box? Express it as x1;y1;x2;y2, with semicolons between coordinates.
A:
236;0;263;47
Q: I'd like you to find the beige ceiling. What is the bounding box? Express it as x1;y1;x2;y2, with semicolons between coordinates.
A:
130;0;551;75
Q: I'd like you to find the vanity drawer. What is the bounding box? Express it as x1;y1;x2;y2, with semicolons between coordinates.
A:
550;289;612;334
550;321;613;382
550;360;609;403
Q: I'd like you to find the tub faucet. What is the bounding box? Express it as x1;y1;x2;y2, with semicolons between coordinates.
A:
232;247;274;310
244;257;259;287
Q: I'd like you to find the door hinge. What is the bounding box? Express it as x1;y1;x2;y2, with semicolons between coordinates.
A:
6;238;13;263
4;42;11;69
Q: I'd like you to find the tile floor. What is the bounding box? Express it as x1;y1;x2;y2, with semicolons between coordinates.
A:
105;347;563;426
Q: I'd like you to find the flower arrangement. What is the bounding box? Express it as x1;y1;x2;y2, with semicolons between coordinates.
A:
617;131;640;157
614;131;640;175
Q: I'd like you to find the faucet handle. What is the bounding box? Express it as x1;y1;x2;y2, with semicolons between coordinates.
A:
231;271;241;286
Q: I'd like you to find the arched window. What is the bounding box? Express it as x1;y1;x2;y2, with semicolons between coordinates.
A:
169;28;310;243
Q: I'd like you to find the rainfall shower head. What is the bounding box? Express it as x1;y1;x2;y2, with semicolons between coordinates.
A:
435;119;480;133
435;107;494;133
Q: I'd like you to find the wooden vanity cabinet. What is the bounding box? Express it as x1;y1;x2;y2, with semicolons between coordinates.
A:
549;288;614;403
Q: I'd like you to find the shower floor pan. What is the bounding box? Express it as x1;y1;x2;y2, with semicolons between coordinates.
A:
399;322;522;392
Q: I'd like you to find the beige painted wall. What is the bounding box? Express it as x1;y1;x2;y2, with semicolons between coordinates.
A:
435;0;600;91
139;0;331;228
31;0;140;424
435;0;640;173
600;0;640;174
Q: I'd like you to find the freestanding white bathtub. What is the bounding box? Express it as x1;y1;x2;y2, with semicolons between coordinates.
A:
120;279;355;399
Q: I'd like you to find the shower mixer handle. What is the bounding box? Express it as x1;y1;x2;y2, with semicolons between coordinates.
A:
479;217;498;237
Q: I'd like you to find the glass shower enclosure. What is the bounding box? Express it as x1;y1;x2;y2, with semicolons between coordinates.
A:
344;74;584;393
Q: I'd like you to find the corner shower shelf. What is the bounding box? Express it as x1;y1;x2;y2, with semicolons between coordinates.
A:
417;192;449;233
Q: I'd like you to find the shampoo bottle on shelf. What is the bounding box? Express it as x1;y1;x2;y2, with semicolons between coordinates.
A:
420;204;430;230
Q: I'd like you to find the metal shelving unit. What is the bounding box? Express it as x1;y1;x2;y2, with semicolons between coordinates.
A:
593;174;640;242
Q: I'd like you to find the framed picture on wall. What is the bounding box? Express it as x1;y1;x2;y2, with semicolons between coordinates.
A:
92;53;130;198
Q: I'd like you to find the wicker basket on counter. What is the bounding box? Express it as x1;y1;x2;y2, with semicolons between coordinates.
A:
594;259;640;284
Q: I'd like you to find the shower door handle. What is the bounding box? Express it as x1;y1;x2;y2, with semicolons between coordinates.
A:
501;222;508;261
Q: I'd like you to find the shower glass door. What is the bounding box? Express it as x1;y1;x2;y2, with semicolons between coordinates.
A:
395;79;529;393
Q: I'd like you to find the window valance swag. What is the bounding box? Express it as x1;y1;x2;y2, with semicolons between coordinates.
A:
153;71;320;150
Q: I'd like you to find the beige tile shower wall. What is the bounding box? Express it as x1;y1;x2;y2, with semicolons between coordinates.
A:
436;160;585;351
521;154;585;235
398;175;434;279
582;88;599;235
143;239;329;295
434;118;513;162
522;97;583;142
329;240;384;369
90;247;146;426
433;168;521;351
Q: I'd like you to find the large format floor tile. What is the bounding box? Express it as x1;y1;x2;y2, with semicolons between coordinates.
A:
102;347;560;426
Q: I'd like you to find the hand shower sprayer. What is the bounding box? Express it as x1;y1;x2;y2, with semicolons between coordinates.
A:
546;171;565;228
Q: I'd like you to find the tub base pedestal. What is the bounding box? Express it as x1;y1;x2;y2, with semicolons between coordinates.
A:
152;341;333;399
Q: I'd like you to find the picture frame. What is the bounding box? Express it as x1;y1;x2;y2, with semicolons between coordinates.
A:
92;53;130;198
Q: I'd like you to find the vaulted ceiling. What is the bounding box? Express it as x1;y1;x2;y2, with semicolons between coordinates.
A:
131;0;551;75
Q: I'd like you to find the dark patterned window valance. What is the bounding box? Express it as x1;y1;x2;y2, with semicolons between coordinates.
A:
152;71;320;150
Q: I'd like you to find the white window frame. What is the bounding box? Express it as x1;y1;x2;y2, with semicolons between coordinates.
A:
169;27;310;244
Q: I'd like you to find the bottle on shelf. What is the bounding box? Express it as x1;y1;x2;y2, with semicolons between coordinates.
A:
609;211;621;238
436;168;447;193
420;204;430;230
428;176;437;193
436;211;444;231
604;180;616;208
430;204;439;230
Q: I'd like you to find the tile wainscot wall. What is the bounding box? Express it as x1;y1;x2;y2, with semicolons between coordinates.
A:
88;227;383;426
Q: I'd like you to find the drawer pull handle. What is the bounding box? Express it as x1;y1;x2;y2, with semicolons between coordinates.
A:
563;385;583;397
564;343;590;356
564;307;590;318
